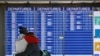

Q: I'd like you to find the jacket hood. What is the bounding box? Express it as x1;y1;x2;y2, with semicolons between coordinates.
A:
24;35;39;44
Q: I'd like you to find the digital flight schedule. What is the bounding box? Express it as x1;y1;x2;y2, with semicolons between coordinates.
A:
93;7;100;56
5;7;96;56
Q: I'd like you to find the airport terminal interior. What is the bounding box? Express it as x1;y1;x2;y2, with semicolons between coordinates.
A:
0;0;100;56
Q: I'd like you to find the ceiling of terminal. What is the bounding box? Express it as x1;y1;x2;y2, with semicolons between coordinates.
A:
0;0;100;4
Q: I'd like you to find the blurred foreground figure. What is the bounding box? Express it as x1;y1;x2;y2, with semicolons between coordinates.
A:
15;26;40;56
15;26;28;54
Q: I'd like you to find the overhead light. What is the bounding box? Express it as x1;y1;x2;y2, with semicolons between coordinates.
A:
95;0;100;3
50;1;72;3
29;1;49;4
0;1;5;3
73;1;93;3
7;1;27;4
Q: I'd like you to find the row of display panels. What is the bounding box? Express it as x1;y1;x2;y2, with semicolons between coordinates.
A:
5;7;100;56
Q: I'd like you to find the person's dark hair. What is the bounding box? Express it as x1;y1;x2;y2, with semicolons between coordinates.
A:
19;26;28;34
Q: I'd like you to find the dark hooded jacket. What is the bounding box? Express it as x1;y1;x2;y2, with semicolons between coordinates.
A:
23;32;40;56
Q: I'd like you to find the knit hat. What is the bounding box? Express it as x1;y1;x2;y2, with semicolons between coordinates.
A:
19;26;28;34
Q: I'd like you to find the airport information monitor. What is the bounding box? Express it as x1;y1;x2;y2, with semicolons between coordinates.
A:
5;7;100;56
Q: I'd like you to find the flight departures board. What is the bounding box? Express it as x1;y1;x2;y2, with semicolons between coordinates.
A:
5;7;94;56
